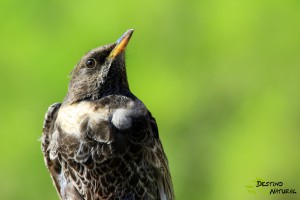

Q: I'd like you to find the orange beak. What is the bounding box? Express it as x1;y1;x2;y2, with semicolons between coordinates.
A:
108;29;134;59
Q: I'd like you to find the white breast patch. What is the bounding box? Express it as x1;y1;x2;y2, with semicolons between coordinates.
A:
56;100;147;135
111;109;133;130
111;101;147;130
56;102;108;137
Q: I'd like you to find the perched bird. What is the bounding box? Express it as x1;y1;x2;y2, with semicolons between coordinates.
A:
41;29;174;200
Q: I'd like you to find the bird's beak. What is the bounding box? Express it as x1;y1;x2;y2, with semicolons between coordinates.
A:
108;29;134;59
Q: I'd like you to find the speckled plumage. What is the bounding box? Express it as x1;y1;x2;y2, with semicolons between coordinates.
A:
41;30;174;200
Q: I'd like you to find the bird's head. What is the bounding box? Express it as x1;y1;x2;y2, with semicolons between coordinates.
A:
65;29;134;103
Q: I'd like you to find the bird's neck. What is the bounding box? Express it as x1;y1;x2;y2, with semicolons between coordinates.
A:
98;63;131;97
99;75;131;97
64;75;131;104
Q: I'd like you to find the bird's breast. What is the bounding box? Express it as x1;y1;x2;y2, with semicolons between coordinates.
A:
56;101;109;137
55;98;147;138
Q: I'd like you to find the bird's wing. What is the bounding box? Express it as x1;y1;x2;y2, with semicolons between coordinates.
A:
41;103;63;200
145;112;175;200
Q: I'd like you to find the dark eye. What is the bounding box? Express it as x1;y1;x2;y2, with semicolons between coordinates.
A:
85;58;96;69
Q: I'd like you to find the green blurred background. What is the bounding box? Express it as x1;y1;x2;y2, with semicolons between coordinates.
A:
0;0;299;199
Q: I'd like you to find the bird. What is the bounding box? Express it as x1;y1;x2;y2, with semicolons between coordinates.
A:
41;29;174;200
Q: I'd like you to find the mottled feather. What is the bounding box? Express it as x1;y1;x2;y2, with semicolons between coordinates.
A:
41;30;174;200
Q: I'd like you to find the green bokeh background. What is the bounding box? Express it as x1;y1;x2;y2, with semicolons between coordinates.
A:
0;0;299;199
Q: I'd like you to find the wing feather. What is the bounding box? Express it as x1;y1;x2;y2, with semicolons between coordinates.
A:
146;112;175;200
41;103;64;200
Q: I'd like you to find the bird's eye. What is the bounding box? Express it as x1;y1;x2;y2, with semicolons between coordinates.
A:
85;58;97;69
